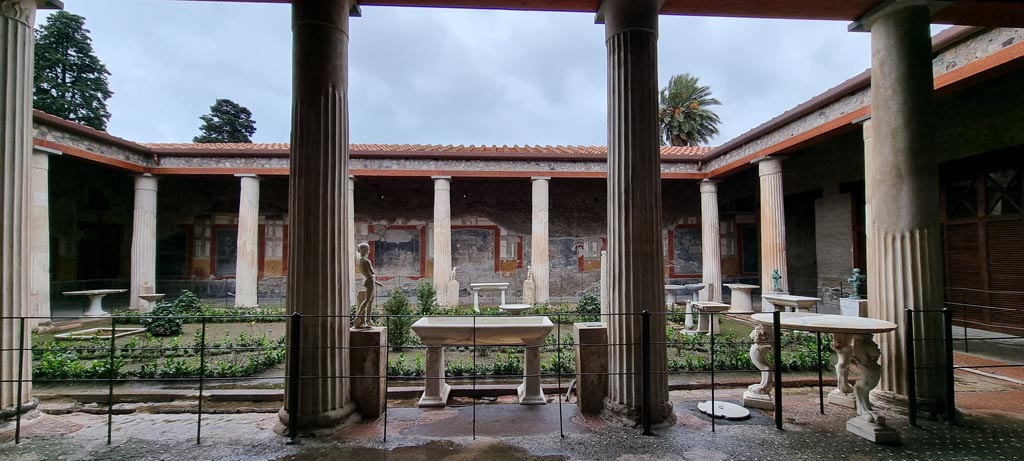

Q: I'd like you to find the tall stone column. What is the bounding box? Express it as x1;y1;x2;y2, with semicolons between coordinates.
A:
432;176;453;306
864;4;944;405
234;174;260;307
531;177;550;304
281;0;356;430
0;0;37;415
130;174;158;311
754;156;788;293
700;180;722;302
601;0;672;425
30;147;57;325
348;175;356;302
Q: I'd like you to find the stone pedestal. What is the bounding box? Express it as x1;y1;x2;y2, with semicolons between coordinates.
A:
235;175;260;307
574;322;608;414
1;0;38;413
279;0;356;431
724;283;758;314
350;327;387;419
432;176;453;306
754;156;788;294
601;0;672;425
130;174;158;312
865;3;945;404
418;346;451;407
700;180;722;302
30;147;55;326
829;388;856;409
742;324;775;410
518;346;547;405
522;278;536;305
531;177;550;304
840;298;868;317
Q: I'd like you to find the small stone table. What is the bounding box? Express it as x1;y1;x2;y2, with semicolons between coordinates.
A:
747;312;899;444
723;283;759;313
468;282;510;312
62;289;127;317
664;284;686;308
499;303;532;315
680;283;706;330
691;301;731;335
761;293;820;313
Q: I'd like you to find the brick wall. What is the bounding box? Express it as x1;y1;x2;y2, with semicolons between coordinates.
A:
814;191;854;308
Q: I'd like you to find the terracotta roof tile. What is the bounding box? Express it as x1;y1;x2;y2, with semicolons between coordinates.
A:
142;142;712;158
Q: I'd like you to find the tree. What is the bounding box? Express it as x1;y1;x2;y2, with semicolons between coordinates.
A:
194;99;257;143
34;11;114;131
658;73;721;147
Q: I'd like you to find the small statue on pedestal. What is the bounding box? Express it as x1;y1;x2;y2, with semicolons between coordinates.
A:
355;242;384;329
771;269;783;293
848;268;866;300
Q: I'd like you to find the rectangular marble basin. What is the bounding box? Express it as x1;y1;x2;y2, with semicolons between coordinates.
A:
411;316;554;347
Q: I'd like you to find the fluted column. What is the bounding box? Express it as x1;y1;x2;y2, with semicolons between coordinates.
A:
700;180;722;302
864;4;944;405
30;147;56;325
601;0;672;425
130;174;158;311
348;175;356;301
281;0;355;430
234;175;260;307
754;156;788;293
531;177;550;304
432;176;453;306
0;0;36;414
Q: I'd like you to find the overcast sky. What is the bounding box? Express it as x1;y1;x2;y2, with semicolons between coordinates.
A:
36;1;946;147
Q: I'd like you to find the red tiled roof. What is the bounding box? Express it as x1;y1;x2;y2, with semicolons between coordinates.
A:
142;142;711;158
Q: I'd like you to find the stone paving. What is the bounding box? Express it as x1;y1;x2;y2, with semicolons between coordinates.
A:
2;382;1023;461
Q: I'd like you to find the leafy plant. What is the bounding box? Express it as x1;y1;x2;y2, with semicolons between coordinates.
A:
382;288;416;349
416;282;438;316
144;302;184;337
577;292;601;323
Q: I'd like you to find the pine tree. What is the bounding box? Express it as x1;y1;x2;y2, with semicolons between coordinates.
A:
194;99;257;143
33;11;113;131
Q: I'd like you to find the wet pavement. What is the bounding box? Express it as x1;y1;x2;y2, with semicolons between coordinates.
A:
2;382;1023;460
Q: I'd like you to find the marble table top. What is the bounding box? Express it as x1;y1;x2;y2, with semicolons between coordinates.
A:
751;312;897;334
664;284;687;290
499;303;533;314
761;293;821;303
724;283;760;289
63;289;127;296
692;301;731;312
469;282;509;290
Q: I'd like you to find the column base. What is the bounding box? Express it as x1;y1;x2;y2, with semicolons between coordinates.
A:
517;382;547;405
828;389;856;409
601;398;676;427
742;391;775;410
417;382;452;408
847;416;900;444
274;402;359;435
0;398;38;420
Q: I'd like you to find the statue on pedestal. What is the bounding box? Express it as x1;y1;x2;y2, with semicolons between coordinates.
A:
523;265;536;305
771;269;782;293
355;242;384;329
847;268;866;300
445;266;460;307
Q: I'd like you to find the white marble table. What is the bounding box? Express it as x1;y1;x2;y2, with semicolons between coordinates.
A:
723;283;759;313
499;303;533;315
664;284;686;308
746;312;900;443
761;293;820;313
691;301;731;335
468;282;510;312
62;289;127;317
679;283;706;330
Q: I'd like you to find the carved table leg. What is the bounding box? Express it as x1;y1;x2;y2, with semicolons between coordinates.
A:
828;333;856;408
743;323;775;410
845;333;900;443
418;346;451;407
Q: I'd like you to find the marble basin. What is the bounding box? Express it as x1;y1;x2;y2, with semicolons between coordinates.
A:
761;293;820;313
411;316;554;347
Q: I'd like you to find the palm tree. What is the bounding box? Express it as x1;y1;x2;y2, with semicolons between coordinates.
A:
659;73;722;146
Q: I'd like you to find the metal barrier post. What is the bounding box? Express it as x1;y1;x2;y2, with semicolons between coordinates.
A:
642;310;652;436
773;310;783;430
14;317;26;444
943;307;957;425
107;313;117;445
816;332;824;415
710;313;716;432
197;316;208;444
286;312;302;443
904;308;918;427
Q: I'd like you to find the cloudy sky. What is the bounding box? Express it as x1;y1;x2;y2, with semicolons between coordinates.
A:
36;1;945;147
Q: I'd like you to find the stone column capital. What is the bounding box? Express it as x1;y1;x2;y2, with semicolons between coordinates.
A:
597;0;660;39
134;173;159;191
0;0;36;26
234;173;260;180
753;156;785;176
849;0;932;33
432;176;451;190
699;179;719;194
531;176;551;182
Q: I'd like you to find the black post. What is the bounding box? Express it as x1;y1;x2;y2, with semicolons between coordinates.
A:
286;312;302;443
107;313;117;445
773;310;783;430
14;317;26;444
642;310;652;436
197;316;208;444
904;308;918;427
710;313;716;432
816;332;824;415
383;312;389;443
943;307;957;425
557;310;564;438
961;289;968;353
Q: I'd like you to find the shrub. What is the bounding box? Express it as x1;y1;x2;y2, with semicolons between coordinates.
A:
172;290;204;316
382;288;416;349
144;302;184;337
577;292;600;322
416;282;438;316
